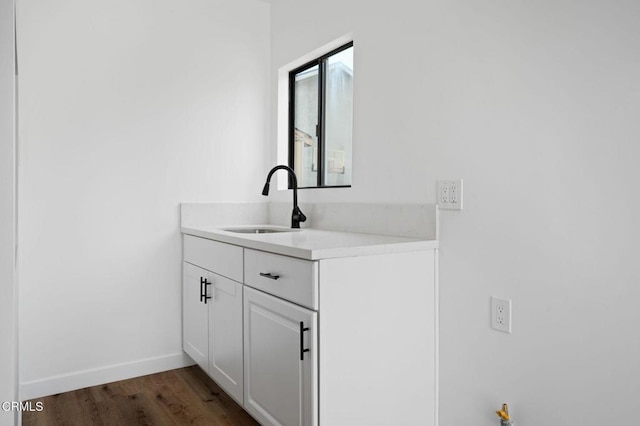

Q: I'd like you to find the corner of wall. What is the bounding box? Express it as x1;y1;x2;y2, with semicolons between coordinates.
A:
0;0;18;425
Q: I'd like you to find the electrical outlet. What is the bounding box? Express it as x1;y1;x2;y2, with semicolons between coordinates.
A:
440;184;449;203
437;179;463;210
491;297;512;333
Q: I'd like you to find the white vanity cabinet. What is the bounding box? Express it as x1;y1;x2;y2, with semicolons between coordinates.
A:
183;235;244;404
182;229;438;426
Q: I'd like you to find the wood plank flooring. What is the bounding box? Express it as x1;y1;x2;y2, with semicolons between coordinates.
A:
22;366;259;426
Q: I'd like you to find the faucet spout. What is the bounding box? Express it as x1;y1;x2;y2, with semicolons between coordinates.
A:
262;165;307;229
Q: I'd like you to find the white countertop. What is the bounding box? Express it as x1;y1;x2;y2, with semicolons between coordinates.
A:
181;224;439;260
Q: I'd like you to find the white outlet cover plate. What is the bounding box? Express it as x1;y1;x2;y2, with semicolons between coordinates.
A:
491;296;512;333
437;179;463;210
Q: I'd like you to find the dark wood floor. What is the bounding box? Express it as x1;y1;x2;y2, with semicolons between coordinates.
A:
23;366;259;426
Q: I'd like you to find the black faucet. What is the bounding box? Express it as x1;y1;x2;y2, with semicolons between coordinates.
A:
261;165;307;229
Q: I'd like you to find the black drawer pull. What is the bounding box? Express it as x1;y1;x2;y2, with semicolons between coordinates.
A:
299;321;310;361
259;272;280;280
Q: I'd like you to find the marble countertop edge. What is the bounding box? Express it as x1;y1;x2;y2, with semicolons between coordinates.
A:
181;225;439;261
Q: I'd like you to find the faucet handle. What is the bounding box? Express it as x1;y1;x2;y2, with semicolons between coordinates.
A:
291;206;306;228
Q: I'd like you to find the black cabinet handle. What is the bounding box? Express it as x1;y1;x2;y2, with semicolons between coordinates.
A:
299;321;310;361
260;272;280;280
200;277;212;304
203;279;212;304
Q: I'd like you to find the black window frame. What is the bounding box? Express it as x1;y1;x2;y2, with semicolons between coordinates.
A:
288;41;353;189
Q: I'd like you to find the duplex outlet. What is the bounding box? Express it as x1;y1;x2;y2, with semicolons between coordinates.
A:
491;297;512;333
437;179;463;210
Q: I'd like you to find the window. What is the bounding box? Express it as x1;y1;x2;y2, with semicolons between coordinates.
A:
289;42;353;188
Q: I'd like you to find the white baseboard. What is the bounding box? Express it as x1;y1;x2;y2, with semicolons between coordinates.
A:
20;352;195;401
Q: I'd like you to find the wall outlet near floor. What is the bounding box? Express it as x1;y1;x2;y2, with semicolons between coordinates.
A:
491;297;512;333
437;179;463;210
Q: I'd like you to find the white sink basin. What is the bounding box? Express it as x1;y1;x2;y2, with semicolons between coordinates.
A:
222;227;299;234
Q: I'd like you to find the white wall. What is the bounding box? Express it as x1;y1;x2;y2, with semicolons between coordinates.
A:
0;0;17;423
269;0;640;424
17;0;270;398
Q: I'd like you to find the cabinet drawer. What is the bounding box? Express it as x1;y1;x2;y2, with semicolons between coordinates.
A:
183;235;243;282
244;249;318;310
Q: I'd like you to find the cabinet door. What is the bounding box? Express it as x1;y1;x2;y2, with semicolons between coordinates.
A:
208;273;244;404
244;287;318;426
183;262;209;371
